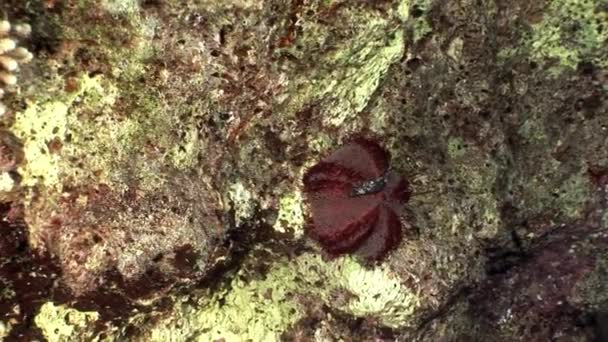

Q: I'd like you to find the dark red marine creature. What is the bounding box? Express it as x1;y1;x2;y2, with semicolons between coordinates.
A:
302;137;411;261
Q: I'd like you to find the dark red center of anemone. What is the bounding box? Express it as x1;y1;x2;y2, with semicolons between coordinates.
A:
302;138;411;261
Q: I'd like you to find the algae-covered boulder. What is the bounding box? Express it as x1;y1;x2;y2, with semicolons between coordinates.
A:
0;0;607;340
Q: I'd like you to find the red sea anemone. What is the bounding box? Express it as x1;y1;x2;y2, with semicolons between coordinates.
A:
303;138;411;261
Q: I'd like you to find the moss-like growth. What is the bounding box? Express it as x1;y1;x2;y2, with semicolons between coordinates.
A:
280;1;409;129
273;190;305;237
0;321;8;340
499;0;608;75
226;181;256;226
9;0;225;296
409;0;432;42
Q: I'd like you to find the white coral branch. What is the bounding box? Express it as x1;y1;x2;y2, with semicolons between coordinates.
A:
0;20;33;116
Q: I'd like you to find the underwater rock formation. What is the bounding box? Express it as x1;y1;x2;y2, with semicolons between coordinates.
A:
0;0;607;340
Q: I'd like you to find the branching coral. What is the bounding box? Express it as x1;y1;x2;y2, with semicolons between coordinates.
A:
0;20;33;117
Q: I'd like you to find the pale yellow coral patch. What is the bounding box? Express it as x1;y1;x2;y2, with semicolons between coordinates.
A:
34;302;99;342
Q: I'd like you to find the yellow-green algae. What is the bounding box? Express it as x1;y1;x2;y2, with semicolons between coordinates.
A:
0;321;8;340
170;126;201;171
410;0;432;42
397;0;411;21
226;181;256;226
307;133;333;155
12;75;119;189
9;0;205;255
273;190;305;237
281;1;409;129
444;136;502;240
11;75;137;250
11;0;161;195
447;137;467;159
6;0;227;298
499;0;608;75
143;252;419;341
0;172;15;193
271;134;333;237
322;30;404;127
101;0;140;16
513;110;591;221
12;101;69;189
34;302;99;342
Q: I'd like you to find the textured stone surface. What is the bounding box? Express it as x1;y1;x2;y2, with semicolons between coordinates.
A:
0;0;607;340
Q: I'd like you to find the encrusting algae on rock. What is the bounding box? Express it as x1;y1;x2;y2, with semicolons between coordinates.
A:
1;0;608;340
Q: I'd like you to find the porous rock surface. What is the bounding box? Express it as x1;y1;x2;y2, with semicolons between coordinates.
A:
0;0;607;340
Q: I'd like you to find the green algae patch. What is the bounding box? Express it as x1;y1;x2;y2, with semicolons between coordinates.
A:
11;70;176;197
447;137;467;159
12;75;124;249
169;126;200;171
273;190;306;238
147;258;303;342
318;256;420;327
510;111;591;222
226;182;256;226
101;0;140;16
409;0;432;42
543;168;592;219
443;139;502;239
12;101;68;188
11;75;119;190
500;0;608;75
64;0;155;79
34;302;99;342
511;163;591;223
319;28;404;128
143;253;420;341
282;2;408;129
602;211;608;229
557;170;592;218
